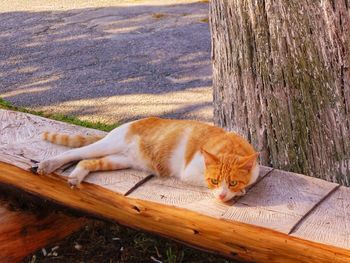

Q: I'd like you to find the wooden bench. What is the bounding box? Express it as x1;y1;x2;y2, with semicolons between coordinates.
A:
0;109;349;262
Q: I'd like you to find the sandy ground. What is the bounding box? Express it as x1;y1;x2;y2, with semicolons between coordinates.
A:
0;0;208;12
0;0;212;124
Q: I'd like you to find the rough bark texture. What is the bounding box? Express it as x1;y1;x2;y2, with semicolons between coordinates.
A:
210;0;350;185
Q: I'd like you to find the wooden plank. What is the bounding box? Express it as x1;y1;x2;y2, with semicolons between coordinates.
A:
222;169;339;233
292;186;350;250
0;200;85;262
0;109;349;262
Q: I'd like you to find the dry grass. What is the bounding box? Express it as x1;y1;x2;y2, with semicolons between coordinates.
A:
200;17;209;23
0;98;117;132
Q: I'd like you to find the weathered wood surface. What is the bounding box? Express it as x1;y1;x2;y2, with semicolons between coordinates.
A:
292;186;350;249
222;170;338;233
0;109;349;262
0;200;85;263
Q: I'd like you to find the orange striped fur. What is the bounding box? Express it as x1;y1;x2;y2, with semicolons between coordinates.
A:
42;132;104;148
77;158;123;171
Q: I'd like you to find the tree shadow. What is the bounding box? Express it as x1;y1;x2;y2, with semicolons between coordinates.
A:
0;2;212;122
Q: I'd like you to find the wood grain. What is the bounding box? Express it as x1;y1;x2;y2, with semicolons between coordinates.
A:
0;201;85;263
292;186;350;250
0;109;349;262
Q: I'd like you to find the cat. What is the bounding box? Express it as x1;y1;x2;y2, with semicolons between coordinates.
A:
37;117;259;202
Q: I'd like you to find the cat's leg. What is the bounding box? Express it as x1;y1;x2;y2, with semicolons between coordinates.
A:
38;140;117;175
37;123;131;175
68;155;130;186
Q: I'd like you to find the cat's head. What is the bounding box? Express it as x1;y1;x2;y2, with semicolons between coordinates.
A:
201;149;259;202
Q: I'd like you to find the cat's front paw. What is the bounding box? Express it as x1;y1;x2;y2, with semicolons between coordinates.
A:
37;159;61;175
67;167;88;188
67;176;80;188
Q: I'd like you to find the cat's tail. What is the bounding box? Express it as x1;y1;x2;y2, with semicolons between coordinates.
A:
42;132;105;147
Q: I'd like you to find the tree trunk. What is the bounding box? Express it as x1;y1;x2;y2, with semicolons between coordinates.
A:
209;0;350;185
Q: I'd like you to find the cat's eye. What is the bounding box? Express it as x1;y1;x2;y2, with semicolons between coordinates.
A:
211;178;219;185
229;180;238;187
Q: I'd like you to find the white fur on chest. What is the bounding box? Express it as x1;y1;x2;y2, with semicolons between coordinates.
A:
180;152;206;187
168;128;206;186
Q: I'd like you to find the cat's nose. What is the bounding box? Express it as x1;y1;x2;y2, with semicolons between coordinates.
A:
219;193;226;200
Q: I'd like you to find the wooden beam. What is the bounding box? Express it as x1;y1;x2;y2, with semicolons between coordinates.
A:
0;199;86;262
0;163;348;263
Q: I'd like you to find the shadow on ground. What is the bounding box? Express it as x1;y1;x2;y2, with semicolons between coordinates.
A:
0;2;212;123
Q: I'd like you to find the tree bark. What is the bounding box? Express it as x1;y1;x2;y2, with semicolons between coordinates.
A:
210;0;350;185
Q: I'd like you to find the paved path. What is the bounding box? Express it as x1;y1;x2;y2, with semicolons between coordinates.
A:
0;0;212;124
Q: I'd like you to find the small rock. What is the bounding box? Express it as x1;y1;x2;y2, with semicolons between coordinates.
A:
74;243;82;251
51;246;59;252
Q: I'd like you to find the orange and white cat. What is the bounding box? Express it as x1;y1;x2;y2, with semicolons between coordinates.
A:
38;117;259;202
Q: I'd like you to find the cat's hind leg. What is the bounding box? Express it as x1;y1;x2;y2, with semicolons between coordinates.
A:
37;123;131;175
68;155;130;187
37;123;130;174
38;140;118;175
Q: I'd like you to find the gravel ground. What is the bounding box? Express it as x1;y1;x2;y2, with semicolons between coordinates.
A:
0;0;212;124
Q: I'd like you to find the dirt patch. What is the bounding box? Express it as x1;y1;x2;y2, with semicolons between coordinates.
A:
25;221;236;263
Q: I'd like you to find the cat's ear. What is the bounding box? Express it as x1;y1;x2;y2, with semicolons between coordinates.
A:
239;153;259;171
201;148;219;166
